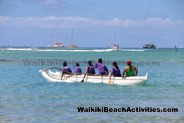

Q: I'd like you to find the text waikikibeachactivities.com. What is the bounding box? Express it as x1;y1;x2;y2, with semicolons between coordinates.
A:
23;59;160;67
77;107;178;113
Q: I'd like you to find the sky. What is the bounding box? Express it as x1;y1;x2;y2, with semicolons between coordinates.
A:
0;0;184;48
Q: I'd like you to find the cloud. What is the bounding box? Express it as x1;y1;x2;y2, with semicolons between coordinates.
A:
0;16;184;29
105;18;135;27
22;0;72;10
139;17;174;27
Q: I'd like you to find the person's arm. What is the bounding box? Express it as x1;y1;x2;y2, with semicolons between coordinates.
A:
134;66;138;76
109;69;113;84
61;71;64;79
81;67;88;82
79;68;82;73
85;66;88;73
122;69;126;78
109;69;113;79
104;66;109;74
69;68;72;74
95;63;97;68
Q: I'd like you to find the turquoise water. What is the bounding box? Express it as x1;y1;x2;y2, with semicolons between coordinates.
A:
0;48;184;122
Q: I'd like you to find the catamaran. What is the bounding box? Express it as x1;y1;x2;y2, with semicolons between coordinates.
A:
39;67;148;86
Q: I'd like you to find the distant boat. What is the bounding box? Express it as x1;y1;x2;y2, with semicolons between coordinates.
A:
111;44;120;51
143;44;156;49
48;23;65;48
68;44;78;48
67;29;78;48
110;32;120;51
52;42;64;48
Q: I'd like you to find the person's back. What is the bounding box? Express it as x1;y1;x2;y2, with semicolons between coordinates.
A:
63;66;72;74
124;66;136;77
73;63;82;74
63;61;72;74
123;60;138;78
61;61;72;79
81;61;95;82
87;61;95;75
95;58;108;75
112;66;121;77
109;61;121;81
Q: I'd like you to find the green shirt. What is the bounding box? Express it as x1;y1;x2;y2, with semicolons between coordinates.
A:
125;66;136;77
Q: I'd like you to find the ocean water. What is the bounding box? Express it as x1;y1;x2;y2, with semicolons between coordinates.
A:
0;48;184;122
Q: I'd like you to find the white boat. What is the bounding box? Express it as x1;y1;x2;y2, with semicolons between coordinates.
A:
39;68;148;86
111;44;119;51
48;23;65;48
51;42;64;48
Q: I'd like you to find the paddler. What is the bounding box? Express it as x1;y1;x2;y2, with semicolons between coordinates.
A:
81;60;95;82
110;61;121;78
61;61;72;79
122;60;138;78
95;58;108;75
86;60;95;75
73;63;82;74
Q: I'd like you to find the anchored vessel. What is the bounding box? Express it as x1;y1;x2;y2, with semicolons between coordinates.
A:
67;29;78;48
143;44;156;49
111;44;120;51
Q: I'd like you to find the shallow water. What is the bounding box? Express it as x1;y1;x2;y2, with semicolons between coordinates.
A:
0;48;184;122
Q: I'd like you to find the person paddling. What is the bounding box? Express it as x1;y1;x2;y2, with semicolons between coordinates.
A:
109;61;121;84
73;63;82;74
95;58;108;75
86;60;95;75
61;61;72;79
81;60;95;82
110;61;121;79
122;60;138;78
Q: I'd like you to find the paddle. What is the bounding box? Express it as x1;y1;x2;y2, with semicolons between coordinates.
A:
109;78;112;84
81;73;87;82
136;63;139;76
80;73;108;82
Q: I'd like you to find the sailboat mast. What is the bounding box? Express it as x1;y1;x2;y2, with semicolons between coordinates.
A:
71;29;74;45
54;23;58;43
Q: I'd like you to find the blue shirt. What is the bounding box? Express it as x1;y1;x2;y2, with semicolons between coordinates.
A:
87;65;95;74
95;63;108;75
63;66;72;74
111;66;121;77
73;66;82;74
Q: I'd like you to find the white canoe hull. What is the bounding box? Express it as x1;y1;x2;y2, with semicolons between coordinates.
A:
39;69;148;86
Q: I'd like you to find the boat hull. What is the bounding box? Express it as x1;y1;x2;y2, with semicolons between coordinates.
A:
39;69;148;86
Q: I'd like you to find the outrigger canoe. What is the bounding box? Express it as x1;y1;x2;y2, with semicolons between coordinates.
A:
39;67;148;86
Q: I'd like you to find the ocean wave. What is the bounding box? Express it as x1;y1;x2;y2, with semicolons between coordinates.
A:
34;49;114;52
122;49;145;52
4;48;145;52
5;48;33;51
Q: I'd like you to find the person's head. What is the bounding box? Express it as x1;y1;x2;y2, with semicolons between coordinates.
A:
113;61;117;67
63;61;67;67
76;63;80;66
88;60;92;66
127;60;131;66
98;58;102;63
